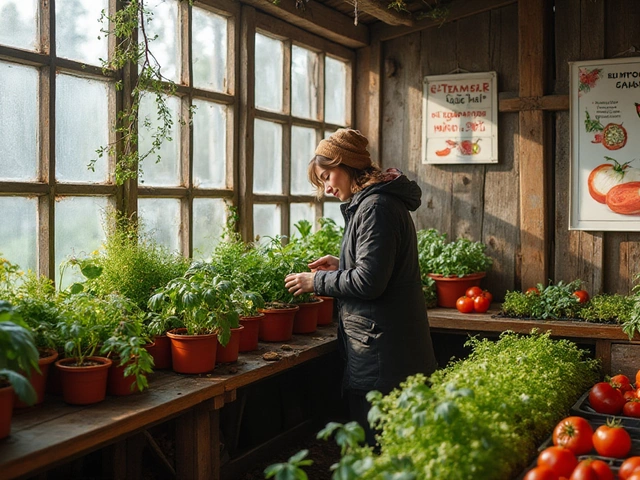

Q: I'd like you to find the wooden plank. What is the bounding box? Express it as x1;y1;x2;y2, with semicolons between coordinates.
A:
343;0;413;26
354;39;381;164
499;94;569;112
611;343;640;379
175;409;196;479
372;0;517;42
240;0;369;49
595;340;612;377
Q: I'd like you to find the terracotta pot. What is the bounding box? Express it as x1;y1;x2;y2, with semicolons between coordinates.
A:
216;326;244;364
46;354;64;395
257;304;299;342
56;356;112;405
316;296;335;326
166;328;218;374
107;345;153;396
0;384;14;440
292;298;323;334
428;272;486;308
239;313;264;352
15;348;59;408
146;335;172;370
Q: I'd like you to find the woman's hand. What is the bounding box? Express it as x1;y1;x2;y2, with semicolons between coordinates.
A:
308;255;339;272
284;272;316;296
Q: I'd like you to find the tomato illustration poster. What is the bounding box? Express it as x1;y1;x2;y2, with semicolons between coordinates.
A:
570;57;640;231
422;72;498;164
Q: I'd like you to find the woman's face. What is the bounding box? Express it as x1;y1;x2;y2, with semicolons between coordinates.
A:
315;165;353;201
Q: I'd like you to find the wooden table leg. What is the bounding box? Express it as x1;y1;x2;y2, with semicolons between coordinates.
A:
595;339;612;376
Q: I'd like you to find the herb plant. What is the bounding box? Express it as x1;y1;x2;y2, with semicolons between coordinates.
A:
417;228;492;278
289;218;343;261
501;280;585;320
579;293;633;324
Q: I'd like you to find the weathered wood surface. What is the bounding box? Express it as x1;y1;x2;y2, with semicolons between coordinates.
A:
611;343;640;379
0;326;338;480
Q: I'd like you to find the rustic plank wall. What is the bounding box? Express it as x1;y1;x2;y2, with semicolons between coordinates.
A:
377;0;640;300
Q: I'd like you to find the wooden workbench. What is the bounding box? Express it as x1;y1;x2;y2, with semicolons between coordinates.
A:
0;325;338;480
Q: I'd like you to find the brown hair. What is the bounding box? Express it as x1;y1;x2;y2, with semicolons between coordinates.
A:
308;155;385;200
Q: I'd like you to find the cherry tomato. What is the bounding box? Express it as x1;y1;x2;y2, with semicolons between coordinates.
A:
573;290;590;303
465;286;483;298
619;456;640;480
570;459;613;480
526;287;540;295
456;296;474;313
482;290;493;304
624;390;637;401
537;446;577;477
611;374;633;392
525;465;560;480
593;423;632;458
624;399;640;418
473;294;491;313
589;382;626;414
553;416;593;455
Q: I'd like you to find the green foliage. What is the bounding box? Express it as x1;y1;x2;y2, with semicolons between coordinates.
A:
417;229;492;278
623;278;640;340
579;293;634;324
264;449;313;480
501;280;585;320
309;331;599;480
288;218;344;261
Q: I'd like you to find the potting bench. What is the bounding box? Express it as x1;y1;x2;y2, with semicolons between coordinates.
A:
0;325;338;480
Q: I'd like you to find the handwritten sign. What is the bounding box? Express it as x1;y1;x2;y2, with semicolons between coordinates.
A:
422;72;498;164
569;57;640;231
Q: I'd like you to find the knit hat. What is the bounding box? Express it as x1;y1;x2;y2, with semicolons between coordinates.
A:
315;128;372;170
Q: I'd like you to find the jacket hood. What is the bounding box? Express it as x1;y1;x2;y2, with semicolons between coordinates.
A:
348;171;422;212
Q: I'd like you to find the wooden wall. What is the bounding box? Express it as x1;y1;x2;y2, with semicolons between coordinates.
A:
365;0;640;300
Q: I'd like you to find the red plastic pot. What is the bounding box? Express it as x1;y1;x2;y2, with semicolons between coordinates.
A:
166;328;218;374
0;384;14;440
239;313;264;352
316;296;335;325
15;348;59;408
107;345;152;396
216;326;244;364
56;356;112;405
293;299;323;334
258;304;299;342
428;272;486;308
146;335;172;370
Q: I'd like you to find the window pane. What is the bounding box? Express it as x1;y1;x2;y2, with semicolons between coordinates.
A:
255;33;283;112
56;0;108;66
253;119;282;194
192;7;227;92
193;198;226;260
0;0;38;51
291;126;315;195
323;202;344;228
193;99;226;189
325;57;347;125
56;74;110;183
290;203;314;238
138;198;181;253
253;204;280;244
0;62;38;181
0;197;37;272
55;196;109;290
143;0;180;83
138;94;181;186
291;46;318;120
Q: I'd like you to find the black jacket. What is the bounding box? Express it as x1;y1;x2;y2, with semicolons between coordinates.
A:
314;174;437;392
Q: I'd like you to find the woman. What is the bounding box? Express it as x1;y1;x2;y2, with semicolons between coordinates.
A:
284;128;437;445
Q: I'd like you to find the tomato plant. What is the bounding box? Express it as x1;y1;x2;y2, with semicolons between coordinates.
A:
619;456;640;480
553;416;594;455
465;286;483;299
592;422;632;458
456;296;474;313
589;382;625;414
570;459;614;480
473;294;491;313
573;290;590;303
537;446;577;477
525;465;560;480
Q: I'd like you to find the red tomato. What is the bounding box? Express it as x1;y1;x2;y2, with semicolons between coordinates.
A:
593;423;632;458
482;290;493;303
526;287;540;295
465;286;483;298
611;374;633;392
553;416;594;455
623;400;640;418
587;158;638;204
573;290;590;303
525;465;560;480
456;296;474;313
628;473;640;480
589;382;626;414
570;459;613;480
619;456;640;480
636;369;640;388
537;446;577;477
473;294;491;313
624;390;637;401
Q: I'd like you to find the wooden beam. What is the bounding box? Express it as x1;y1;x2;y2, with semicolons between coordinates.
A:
355;38;382;163
499;94;569;113
241;0;369;48
372;0;517;42
343;0;413;26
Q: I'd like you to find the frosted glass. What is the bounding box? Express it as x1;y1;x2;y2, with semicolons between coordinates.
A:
138;197;181;253
291;46;318;120
255;33;283;112
0;62;38;181
56;0;108;66
253;119;282;194
290;203;314;238
143;0;179;82
56;74;110;183
55;196;109;289
325;57;347;125
0;197;37;272
138;94;181;186
323;202;344;228
193;99;226;188
291;126;316;195
0;0;38;51
193;198;226;260
253;204;281;244
192;7;227;92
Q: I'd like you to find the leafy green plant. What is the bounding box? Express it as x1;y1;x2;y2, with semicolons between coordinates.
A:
579;293;634;324
417;229;492;278
264;450;313;480
502;280;585;320
289;218;343;261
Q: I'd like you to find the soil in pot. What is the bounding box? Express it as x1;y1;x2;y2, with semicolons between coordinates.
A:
14;348;59;408
216;326;244;364
258;303;299;342
239;313;264;352
166;328;218;374
55;356;112;405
